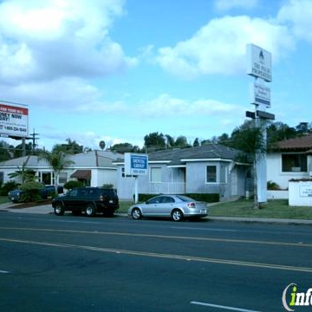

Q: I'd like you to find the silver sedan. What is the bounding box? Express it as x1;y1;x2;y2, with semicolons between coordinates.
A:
128;194;208;222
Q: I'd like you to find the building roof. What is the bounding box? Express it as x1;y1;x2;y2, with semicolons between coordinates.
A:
114;144;243;166
148;143;242;166
275;134;312;151
0;150;122;169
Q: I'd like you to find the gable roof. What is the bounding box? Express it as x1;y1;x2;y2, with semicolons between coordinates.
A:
0;150;122;169
113;144;243;167
275;134;312;151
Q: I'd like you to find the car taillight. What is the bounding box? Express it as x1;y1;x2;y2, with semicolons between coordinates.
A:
187;202;195;208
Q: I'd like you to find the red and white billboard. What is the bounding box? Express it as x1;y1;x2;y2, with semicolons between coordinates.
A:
0;103;29;138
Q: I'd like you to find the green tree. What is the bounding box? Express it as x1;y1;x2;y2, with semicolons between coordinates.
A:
39;151;74;193
193;138;200;147
144;132;166;151
111;143;140;153
52;138;83;154
230;120;266;209
174;135;190;148
99;140;106;150
8;162;36;183
0;141;11;161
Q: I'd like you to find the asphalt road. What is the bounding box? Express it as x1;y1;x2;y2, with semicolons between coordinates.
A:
1;212;312;312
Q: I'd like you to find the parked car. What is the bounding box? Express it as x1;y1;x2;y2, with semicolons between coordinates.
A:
52;187;119;217
8;185;63;203
128;194;208;222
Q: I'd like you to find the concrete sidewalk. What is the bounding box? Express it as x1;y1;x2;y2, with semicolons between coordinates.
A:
1;202;312;225
0;202;53;214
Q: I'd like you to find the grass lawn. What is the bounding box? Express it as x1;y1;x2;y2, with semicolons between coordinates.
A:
209;199;312;220
118;199;312;220
0;196;10;205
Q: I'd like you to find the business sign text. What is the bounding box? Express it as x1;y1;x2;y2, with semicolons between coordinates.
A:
0;103;29;137
246;44;272;82
125;153;148;176
250;82;271;107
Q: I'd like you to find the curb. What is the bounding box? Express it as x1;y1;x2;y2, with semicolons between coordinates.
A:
1;203;312;225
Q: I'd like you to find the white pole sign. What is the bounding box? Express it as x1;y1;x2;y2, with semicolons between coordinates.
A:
125;153;148;176
250;82;271;107
246;44;272;82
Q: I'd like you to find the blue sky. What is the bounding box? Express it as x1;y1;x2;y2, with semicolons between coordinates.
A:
0;0;311;150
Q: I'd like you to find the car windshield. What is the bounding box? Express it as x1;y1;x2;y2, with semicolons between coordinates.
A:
175;195;195;202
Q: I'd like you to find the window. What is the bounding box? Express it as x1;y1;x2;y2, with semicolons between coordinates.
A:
121;167;133;178
206;165;217;183
150;167;162;183
282;154;307;172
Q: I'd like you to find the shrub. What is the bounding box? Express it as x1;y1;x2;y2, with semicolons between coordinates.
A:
63;180;84;190
0;180;19;196
267;181;280;190
20;181;45;202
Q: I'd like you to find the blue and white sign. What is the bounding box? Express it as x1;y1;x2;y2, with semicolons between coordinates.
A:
250;81;271;107
125;153;148;176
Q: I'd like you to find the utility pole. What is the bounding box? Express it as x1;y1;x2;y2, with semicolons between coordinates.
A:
30;129;39;154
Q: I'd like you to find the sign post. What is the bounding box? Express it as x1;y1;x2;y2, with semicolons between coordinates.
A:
246;44;274;204
125;153;148;203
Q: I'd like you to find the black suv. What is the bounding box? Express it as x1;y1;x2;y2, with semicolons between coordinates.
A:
52;187;119;217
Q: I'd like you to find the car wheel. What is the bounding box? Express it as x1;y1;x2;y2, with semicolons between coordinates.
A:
85;204;96;217
131;208;142;220
54;204;64;216
171;209;183;222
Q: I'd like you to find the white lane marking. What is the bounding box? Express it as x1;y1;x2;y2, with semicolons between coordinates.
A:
190;301;262;312
0;270;9;274
171;226;237;232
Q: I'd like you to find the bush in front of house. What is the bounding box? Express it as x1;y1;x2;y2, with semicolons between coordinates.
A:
0;180;19;196
137;193;219;203
267;180;280;190
20;181;45;202
63;180;84;190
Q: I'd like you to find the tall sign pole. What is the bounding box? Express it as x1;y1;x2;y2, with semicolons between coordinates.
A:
246;44;274;203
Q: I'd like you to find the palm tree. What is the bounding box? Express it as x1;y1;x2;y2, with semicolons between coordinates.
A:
8;162;36;183
39;151;74;193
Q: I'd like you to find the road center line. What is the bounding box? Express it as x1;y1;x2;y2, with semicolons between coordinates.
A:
190;301;262;312
0;226;311;248
1;237;312;273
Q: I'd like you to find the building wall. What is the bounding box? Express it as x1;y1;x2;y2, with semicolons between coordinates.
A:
266;153;312;190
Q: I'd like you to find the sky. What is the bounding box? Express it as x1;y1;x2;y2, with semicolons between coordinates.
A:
0;0;312;151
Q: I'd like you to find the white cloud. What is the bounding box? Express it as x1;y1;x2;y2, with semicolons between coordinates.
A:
137;94;244;118
277;0;312;43
0;0;136;84
215;0;258;11
156;15;295;79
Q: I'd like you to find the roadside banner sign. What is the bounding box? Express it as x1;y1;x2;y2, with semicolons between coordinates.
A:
125;153;148;176
0;103;29;138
